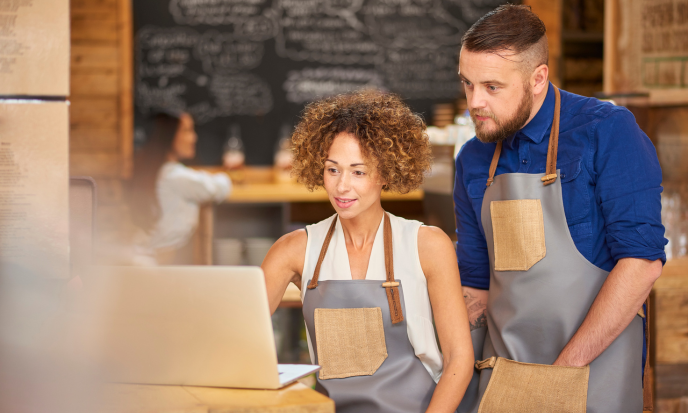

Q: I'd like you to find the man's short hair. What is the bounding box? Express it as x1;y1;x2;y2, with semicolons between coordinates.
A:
461;4;548;72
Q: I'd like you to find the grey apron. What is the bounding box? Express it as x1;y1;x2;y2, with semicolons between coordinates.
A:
303;213;437;413
458;86;646;413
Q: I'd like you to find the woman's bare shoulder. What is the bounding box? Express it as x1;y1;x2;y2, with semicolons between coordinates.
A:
418;225;453;251
266;228;308;274
274;228;308;253
417;225;456;278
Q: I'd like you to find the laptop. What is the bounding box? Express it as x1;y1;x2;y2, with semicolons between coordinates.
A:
84;265;319;389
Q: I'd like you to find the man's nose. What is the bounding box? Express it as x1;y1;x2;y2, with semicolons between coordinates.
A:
467;88;487;110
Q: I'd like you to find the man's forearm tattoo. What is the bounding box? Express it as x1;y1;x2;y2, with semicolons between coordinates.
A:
464;290;487;331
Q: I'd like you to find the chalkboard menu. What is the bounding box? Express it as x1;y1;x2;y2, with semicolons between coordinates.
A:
134;0;510;165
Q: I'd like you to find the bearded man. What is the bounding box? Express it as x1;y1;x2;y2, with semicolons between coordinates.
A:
453;5;666;413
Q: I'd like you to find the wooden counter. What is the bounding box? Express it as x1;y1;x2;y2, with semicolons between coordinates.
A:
229;181;422;203
200;166;423;204
192;166;424;267
100;382;333;413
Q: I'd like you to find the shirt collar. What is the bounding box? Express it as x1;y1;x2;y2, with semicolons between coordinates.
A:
518;82;555;144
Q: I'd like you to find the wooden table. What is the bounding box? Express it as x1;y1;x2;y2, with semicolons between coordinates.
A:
99;382;333;413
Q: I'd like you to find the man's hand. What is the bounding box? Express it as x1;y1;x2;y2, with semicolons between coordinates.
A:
462;286;489;331
553;258;662;367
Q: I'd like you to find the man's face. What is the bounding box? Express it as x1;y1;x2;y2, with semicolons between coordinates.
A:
459;49;534;143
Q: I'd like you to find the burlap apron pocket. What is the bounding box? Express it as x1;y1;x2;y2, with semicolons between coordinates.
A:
490;199;546;271
314;307;388;380
477;357;589;413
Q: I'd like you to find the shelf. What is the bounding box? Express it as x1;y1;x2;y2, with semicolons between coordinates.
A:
562;31;604;43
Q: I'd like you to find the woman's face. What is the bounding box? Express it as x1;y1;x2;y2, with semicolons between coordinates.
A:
323;133;385;220
172;113;197;160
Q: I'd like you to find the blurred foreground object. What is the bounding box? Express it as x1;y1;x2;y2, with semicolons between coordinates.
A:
0;101;70;279
0;0;69;96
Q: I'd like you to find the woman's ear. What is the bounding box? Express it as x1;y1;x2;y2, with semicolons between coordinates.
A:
378;177;389;190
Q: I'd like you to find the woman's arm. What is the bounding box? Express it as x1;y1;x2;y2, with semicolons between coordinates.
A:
172;167;232;203
418;226;474;413
261;229;307;314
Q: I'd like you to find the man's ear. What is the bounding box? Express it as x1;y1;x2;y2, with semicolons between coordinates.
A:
531;64;549;95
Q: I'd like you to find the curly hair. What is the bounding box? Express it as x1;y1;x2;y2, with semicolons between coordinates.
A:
291;90;432;194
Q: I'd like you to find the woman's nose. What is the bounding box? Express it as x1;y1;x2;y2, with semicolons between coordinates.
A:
337;174;350;193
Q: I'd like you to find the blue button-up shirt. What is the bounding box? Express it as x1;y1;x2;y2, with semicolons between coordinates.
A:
454;83;667;290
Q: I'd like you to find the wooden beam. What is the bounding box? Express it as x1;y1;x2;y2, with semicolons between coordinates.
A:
192;204;214;265
603;0;618;94
118;0;134;179
523;0;563;87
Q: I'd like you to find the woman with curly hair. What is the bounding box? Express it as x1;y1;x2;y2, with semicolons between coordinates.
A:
262;90;473;413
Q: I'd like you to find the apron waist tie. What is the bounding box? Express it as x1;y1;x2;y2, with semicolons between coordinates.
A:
476;357;497;370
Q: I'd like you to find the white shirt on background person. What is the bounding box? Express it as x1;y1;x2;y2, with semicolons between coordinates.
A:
132;162;231;265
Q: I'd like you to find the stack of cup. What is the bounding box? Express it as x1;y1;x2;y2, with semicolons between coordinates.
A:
213;238;243;265
245;237;275;266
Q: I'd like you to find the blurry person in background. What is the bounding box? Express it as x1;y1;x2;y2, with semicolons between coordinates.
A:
128;111;231;265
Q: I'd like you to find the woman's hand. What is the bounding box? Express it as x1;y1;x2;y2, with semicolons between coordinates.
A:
418;226;474;413
261;229;307;314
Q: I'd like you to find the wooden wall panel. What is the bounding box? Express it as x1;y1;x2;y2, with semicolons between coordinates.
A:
71;13;119;43
524;0;563;87
72;45;119;69
70;129;120;151
70;152;124;177
71;0;118;12
70;99;119;128
69;0;134;265
69;0;132;179
71;72;119;96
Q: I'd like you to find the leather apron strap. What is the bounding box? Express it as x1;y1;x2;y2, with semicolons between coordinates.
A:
307;213;404;324
643;296;653;411
486;85;562;187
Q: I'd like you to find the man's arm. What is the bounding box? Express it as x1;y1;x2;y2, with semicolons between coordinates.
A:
555;109;666;367
462;286;489;331
553;257;661;367
453;143;492;324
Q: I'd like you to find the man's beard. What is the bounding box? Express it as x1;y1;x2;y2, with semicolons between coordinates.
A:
471;85;534;144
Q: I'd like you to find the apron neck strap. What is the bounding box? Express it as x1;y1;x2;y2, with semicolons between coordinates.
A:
485;85;562;187
306;212;405;324
485;141;503;187
541;85;562;185
306;216;338;290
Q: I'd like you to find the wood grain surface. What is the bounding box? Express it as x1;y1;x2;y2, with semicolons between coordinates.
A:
99;382;333;413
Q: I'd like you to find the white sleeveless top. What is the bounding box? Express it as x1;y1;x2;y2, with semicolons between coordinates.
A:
301;213;444;382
